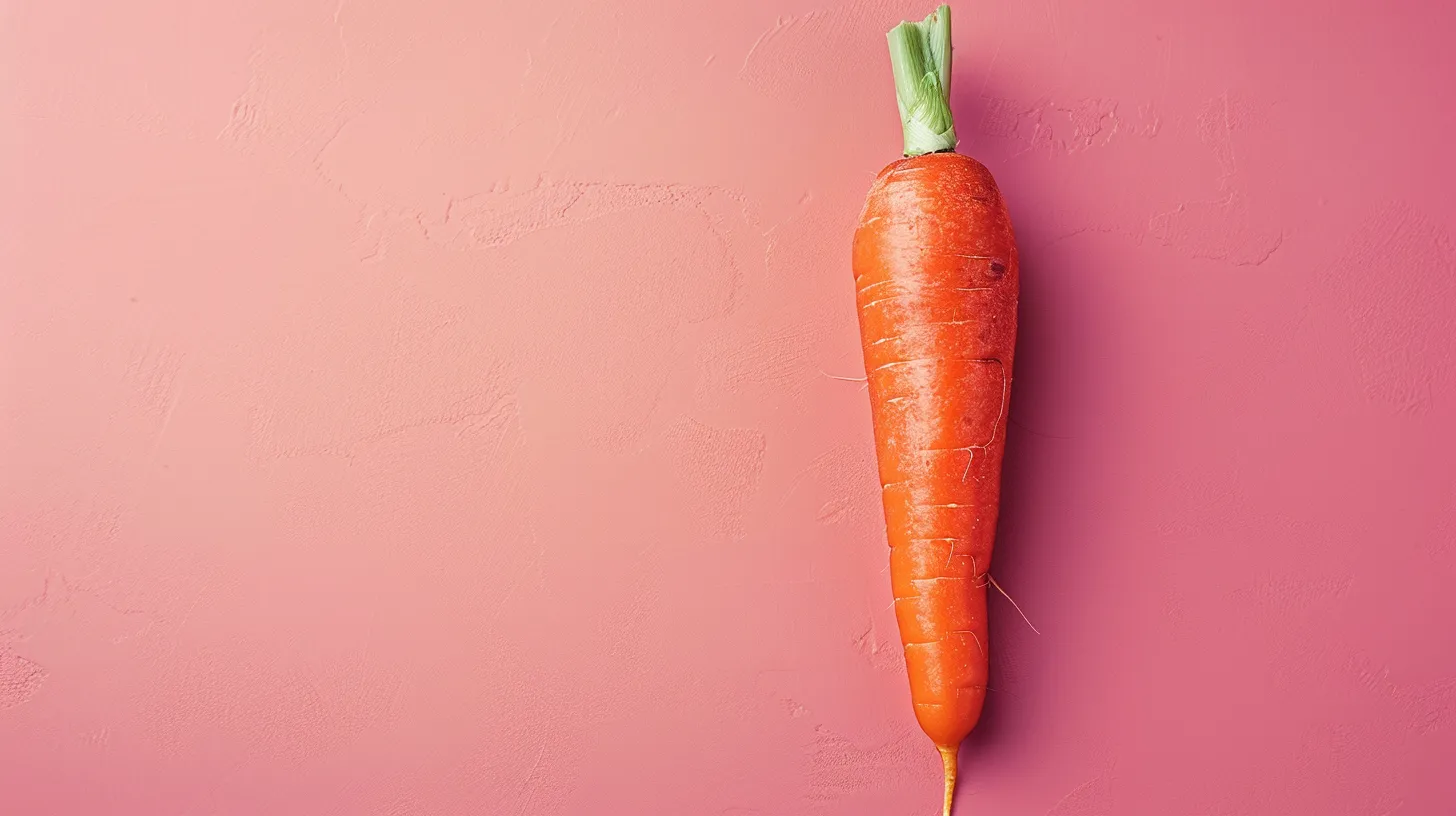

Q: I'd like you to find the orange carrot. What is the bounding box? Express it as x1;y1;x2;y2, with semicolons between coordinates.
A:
851;6;1018;814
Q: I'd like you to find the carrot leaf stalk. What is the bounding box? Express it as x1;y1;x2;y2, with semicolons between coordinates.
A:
940;744;959;816
887;4;957;158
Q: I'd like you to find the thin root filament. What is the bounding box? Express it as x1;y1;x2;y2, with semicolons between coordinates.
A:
940;743;959;816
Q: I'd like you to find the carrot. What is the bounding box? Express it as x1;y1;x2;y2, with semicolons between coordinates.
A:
851;6;1018;815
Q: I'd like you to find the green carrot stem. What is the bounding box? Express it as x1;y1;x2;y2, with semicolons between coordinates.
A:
886;4;958;157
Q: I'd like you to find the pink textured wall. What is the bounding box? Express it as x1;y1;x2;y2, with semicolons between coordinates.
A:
4;0;1455;813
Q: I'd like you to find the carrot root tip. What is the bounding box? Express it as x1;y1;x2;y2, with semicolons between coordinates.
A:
940;743;959;816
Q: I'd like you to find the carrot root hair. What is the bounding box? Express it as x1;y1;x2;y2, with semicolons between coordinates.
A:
987;573;1041;635
939;743;959;816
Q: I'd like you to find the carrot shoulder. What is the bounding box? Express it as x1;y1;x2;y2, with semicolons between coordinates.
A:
851;5;1019;815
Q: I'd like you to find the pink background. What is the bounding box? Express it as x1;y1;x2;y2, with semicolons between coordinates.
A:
4;0;1455;813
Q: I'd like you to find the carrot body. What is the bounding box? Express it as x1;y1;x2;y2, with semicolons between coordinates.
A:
857;5;1017;811
852;151;1018;770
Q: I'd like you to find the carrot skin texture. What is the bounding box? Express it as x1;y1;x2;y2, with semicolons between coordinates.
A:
852;152;1018;750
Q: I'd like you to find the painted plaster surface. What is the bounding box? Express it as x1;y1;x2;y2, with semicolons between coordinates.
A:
4;0;1456;813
